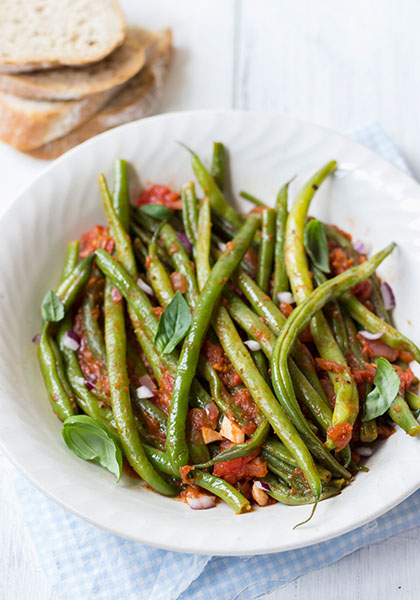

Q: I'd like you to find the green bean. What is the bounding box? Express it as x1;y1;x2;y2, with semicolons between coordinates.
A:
272;181;290;303
388;395;420;436
406;390;420;417
239;191;267;207
264;474;339;506
112;159;130;233
133;236;148;266
104;279;176;495
324;223;391;324
224;287;333;431
340;308;378;443
271;244;395;458
98;173;137;279
312;264;349;353
82;279;106;364
210;142;226;190
195;197;212;290
60;241;80;284
213;304;323;500
181;143;243;229
256;208;276;294
234;269;329;404
55;254;94;311
284;164;359;449
181;181;198;244
263;451;309;491
49;337;73;398
251;349;271;385
285;161;337;302
143;444;250;513
95;250;158;338
159;222;199;307
341;294;420;362
57;319;115;426
166;216;260;471
38;324;75;421
147;228;175;307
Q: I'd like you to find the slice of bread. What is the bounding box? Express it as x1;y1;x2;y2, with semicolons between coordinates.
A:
0;0;126;73
0;28;150;101
28;30;172;160
0;84;121;151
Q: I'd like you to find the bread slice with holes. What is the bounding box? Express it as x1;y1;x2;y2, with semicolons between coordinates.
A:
0;0;126;73
0;84;122;151
28;29;172;159
0;27;151;101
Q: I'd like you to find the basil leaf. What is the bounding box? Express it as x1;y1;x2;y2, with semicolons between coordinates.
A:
362;357;401;421
62;415;122;481
304;219;330;273
41;290;65;322
155;290;191;354
140;204;173;221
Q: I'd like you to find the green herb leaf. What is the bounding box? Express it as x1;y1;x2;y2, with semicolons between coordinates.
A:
41;290;65;322
140;204;173;221
155;290;191;354
304;219;330;273
62;415;122;481
362;357;401;421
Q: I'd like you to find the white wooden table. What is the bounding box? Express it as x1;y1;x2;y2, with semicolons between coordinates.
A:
1;1;420;598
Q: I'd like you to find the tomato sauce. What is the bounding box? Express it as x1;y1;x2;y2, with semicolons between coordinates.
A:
80;225;114;257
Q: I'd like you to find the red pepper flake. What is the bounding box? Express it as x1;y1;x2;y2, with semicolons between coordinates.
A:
151;306;164;317
145;256;152;268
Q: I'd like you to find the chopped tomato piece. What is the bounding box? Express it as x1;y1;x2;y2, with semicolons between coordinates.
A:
327;422;353;452
329;247;353;275
179;465;195;484
213;450;267;485
352;278;372;301
170;271;188;294
357;334;399;362
399;350;414;363
279;302;293;318
137;184;181;209
187;405;219;444
80;225;114;258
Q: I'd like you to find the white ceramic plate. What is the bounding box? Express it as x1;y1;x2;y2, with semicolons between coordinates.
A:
0;111;420;556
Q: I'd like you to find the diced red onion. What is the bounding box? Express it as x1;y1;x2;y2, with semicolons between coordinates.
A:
139;374;157;392
354;446;373;457
176;232;193;254
136;385;154;399
32;333;40;343
354;239;371;255
187;495;216;510
111;286;122;302
244;340;261;352
62;330;80;351
87;373;97;384
381;282;395;311
254;480;271;491
85;381;95;391
217;241;226;252
137;278;154;296
359;330;384;341
277;291;295;305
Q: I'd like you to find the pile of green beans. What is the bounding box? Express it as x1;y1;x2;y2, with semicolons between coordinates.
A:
36;145;420;522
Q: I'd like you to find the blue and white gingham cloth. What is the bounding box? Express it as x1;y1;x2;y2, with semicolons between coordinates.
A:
8;123;420;600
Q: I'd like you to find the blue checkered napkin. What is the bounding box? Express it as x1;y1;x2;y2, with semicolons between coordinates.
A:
10;123;419;600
